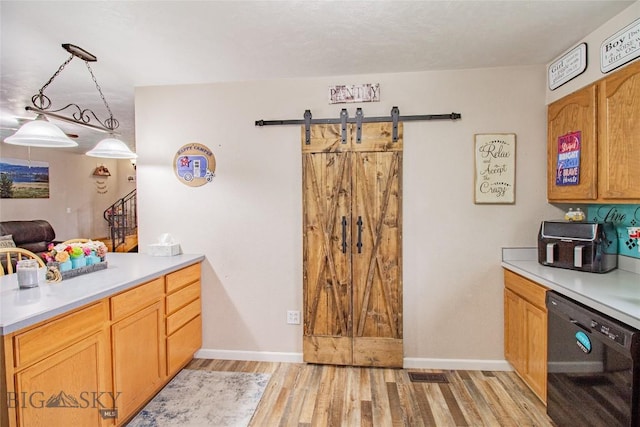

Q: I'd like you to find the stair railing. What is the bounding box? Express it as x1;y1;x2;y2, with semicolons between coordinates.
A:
103;189;137;252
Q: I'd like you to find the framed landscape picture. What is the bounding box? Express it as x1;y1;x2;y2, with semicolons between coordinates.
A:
0;157;50;199
474;134;516;204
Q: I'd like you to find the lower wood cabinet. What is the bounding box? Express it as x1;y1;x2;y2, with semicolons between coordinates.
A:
165;264;202;376
111;277;166;423
0;262;202;427
112;301;166;422
167;315;201;375
15;327;112;427
5;301;113;427
503;269;548;403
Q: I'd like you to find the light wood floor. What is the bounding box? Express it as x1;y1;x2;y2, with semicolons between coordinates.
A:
186;359;555;427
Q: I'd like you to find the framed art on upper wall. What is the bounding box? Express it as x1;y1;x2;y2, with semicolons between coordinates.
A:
473;133;516;204
0;157;50;199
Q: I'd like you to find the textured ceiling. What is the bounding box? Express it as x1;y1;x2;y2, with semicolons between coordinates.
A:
0;0;635;153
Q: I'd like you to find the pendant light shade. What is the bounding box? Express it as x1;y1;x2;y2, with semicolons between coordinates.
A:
86;136;137;159
4;116;78;148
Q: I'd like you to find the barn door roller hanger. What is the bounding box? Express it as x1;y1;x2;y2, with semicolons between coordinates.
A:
255;106;461;144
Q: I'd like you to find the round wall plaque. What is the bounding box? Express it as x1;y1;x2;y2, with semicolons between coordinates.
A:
173;143;216;187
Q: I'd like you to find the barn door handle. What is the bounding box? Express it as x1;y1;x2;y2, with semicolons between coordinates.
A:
341;216;348;254
357;216;363;253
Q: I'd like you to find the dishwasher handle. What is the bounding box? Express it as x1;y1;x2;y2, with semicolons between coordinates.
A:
570;318;592;333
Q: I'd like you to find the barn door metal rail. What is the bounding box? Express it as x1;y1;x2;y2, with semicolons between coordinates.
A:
255;106;461;144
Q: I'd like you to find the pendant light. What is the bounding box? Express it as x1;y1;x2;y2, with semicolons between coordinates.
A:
4;43;137;159
87;136;138;159
4;114;77;148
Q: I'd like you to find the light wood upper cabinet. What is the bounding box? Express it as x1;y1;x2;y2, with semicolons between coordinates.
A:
547;84;598;201
598;61;640;200
547;60;640;203
503;269;548;403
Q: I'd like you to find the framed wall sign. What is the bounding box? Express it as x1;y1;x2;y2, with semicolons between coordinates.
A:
474;133;516;204
173;143;216;187
548;43;587;90
329;83;380;104
601;18;640;73
555;131;581;186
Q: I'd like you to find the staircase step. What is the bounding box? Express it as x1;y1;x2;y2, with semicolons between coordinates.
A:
95;234;138;253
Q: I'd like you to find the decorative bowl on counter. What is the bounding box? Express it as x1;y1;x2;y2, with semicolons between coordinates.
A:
42;240;108;281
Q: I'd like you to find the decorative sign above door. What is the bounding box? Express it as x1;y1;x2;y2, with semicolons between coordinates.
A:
173;143;216;187
601;18;640;73
548;43;587;90
328;83;380;104
473;133;516;204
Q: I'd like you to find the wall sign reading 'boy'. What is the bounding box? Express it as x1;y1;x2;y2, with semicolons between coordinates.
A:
474;134;516;204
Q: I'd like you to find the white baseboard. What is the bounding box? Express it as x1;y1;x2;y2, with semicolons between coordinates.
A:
195;348;304;363
403;357;512;371
195;348;512;371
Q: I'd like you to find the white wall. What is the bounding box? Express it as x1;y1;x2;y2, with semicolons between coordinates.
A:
0;143;135;240
135;65;563;368
546;1;640;103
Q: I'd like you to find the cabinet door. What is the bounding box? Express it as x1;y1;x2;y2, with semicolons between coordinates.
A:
598;60;640;201
504;288;525;374
547;84;598;201
15;331;113;427
302;129;353;365
112;300;166;422
504;270;548;403
167;315;202;376
523;301;547;402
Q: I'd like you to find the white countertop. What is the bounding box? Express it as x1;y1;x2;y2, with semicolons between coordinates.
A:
0;252;204;335
502;248;640;330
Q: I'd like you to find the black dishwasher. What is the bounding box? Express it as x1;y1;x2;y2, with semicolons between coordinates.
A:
546;291;640;427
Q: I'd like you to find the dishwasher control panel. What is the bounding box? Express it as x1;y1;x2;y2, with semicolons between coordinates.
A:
547;291;638;352
590;319;625;346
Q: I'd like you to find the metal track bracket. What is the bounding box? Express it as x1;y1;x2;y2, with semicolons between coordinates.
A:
340;109;348;144
256;107;462;145
304;110;312;144
355;108;363;143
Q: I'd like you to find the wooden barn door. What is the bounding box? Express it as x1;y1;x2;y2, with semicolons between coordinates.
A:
302;121;403;368
302;123;353;365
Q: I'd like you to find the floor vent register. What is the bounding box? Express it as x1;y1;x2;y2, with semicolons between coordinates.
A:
408;372;449;383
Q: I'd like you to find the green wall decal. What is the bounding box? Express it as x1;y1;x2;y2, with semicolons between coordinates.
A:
587;205;640;259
